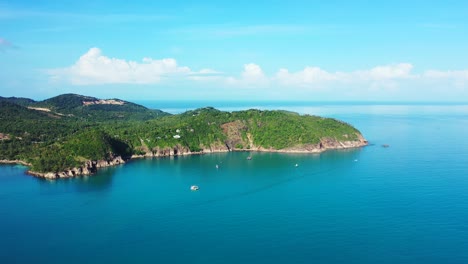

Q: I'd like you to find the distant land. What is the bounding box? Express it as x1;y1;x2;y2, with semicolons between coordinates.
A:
0;94;367;179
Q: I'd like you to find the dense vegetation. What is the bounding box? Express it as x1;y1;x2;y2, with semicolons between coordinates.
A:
30;94;169;121
0;94;363;173
0;96;36;107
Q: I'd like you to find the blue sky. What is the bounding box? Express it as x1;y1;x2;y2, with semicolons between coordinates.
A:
1;0;468;101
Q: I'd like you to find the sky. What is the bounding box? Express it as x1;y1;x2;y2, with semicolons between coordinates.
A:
1;0;468;101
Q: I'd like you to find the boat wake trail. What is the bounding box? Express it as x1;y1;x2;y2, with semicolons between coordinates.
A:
166;165;339;212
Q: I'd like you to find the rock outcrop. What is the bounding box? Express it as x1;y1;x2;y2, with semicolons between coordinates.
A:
82;99;125;106
0;133;11;140
27;156;125;179
131;143;229;159
221;120;248;150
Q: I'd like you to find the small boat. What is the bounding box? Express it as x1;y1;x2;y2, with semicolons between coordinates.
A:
382;144;390;148
216;164;219;169
247;156;252;160
295;163;299;167
190;185;199;191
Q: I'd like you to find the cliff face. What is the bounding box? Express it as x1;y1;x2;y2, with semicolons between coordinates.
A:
319;133;368;150
221;120;247;150
131;143;229;159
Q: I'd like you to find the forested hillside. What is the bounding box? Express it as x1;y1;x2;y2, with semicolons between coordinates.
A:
0;94;367;175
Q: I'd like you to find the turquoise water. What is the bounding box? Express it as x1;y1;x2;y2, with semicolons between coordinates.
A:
1;103;468;263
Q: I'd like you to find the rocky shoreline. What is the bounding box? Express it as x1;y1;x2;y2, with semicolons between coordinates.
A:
26;156;126;179
1;137;367;180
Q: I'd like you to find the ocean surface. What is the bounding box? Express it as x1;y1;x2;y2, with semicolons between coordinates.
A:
1;102;468;263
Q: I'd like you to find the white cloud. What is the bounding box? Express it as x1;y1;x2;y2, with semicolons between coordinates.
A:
355;63;414;81
424;69;468;79
242;63;265;80
187;69;223;81
48;47;203;85
225;63;269;87
423;69;468;88
274;63;414;87
46;47;468;97
275;67;336;86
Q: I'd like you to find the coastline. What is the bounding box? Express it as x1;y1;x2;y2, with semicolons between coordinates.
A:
1;137;367;179
0;159;32;167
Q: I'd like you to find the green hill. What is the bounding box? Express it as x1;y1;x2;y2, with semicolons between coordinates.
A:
0;101;47;120
32;94;96;110
29;129;132;173
116;107;364;154
31;93;170;121
0;96;36;107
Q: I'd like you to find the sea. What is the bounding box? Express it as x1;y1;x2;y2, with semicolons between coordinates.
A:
1;102;468;264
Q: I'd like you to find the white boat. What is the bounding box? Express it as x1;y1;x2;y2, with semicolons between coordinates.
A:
190;185;199;191
295;163;299;167
216;164;219;169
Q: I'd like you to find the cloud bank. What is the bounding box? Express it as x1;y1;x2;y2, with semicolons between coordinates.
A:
47;48;219;85
47;48;468;94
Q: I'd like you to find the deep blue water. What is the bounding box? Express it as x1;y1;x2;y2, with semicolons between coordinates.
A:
1;103;468;263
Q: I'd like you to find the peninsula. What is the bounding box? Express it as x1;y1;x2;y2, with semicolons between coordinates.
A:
0;94;367;179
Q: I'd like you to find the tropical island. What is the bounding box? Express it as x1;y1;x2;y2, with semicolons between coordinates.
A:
0;94;367;179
